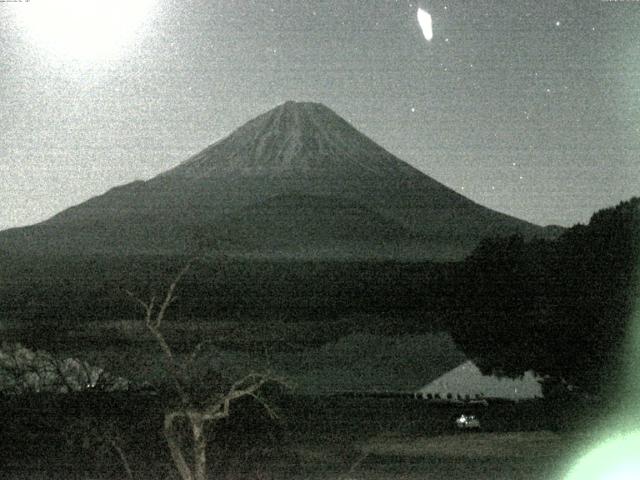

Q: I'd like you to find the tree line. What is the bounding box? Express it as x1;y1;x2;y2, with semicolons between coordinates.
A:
448;197;639;396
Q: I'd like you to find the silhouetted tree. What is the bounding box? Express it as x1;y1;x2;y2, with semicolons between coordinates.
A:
128;260;283;480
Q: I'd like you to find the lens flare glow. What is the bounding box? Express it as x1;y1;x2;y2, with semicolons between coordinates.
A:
417;8;433;41
14;0;156;62
565;432;640;480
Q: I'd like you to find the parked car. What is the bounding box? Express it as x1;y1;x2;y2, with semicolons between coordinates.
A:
455;414;481;429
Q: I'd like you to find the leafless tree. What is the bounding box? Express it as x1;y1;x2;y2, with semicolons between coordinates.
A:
128;260;282;480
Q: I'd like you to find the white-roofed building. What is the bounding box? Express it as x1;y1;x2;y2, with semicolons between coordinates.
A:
417;360;543;401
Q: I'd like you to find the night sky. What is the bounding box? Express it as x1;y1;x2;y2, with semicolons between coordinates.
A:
1;0;638;230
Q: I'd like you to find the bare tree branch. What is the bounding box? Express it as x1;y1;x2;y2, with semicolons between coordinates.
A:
156;261;193;330
128;258;284;480
249;392;279;421
109;439;134;480
164;411;194;480
339;451;369;480
125;290;150;313
186;342;204;370
127;284;189;404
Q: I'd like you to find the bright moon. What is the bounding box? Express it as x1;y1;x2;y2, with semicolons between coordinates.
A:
417;8;433;41
14;0;156;62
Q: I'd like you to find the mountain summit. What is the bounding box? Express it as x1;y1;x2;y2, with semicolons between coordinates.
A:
162;101;418;180
0;101;560;260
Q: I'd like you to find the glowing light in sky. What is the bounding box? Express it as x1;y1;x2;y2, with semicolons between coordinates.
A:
417;8;433;41
14;0;157;62
565;431;640;479
562;238;640;479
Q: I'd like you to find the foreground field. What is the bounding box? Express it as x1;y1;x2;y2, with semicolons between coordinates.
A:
363;430;564;459
294;432;573;480
0;320;604;479
0;392;596;480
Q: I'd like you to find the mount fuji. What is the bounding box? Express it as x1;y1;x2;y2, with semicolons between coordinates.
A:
0;101;560;260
